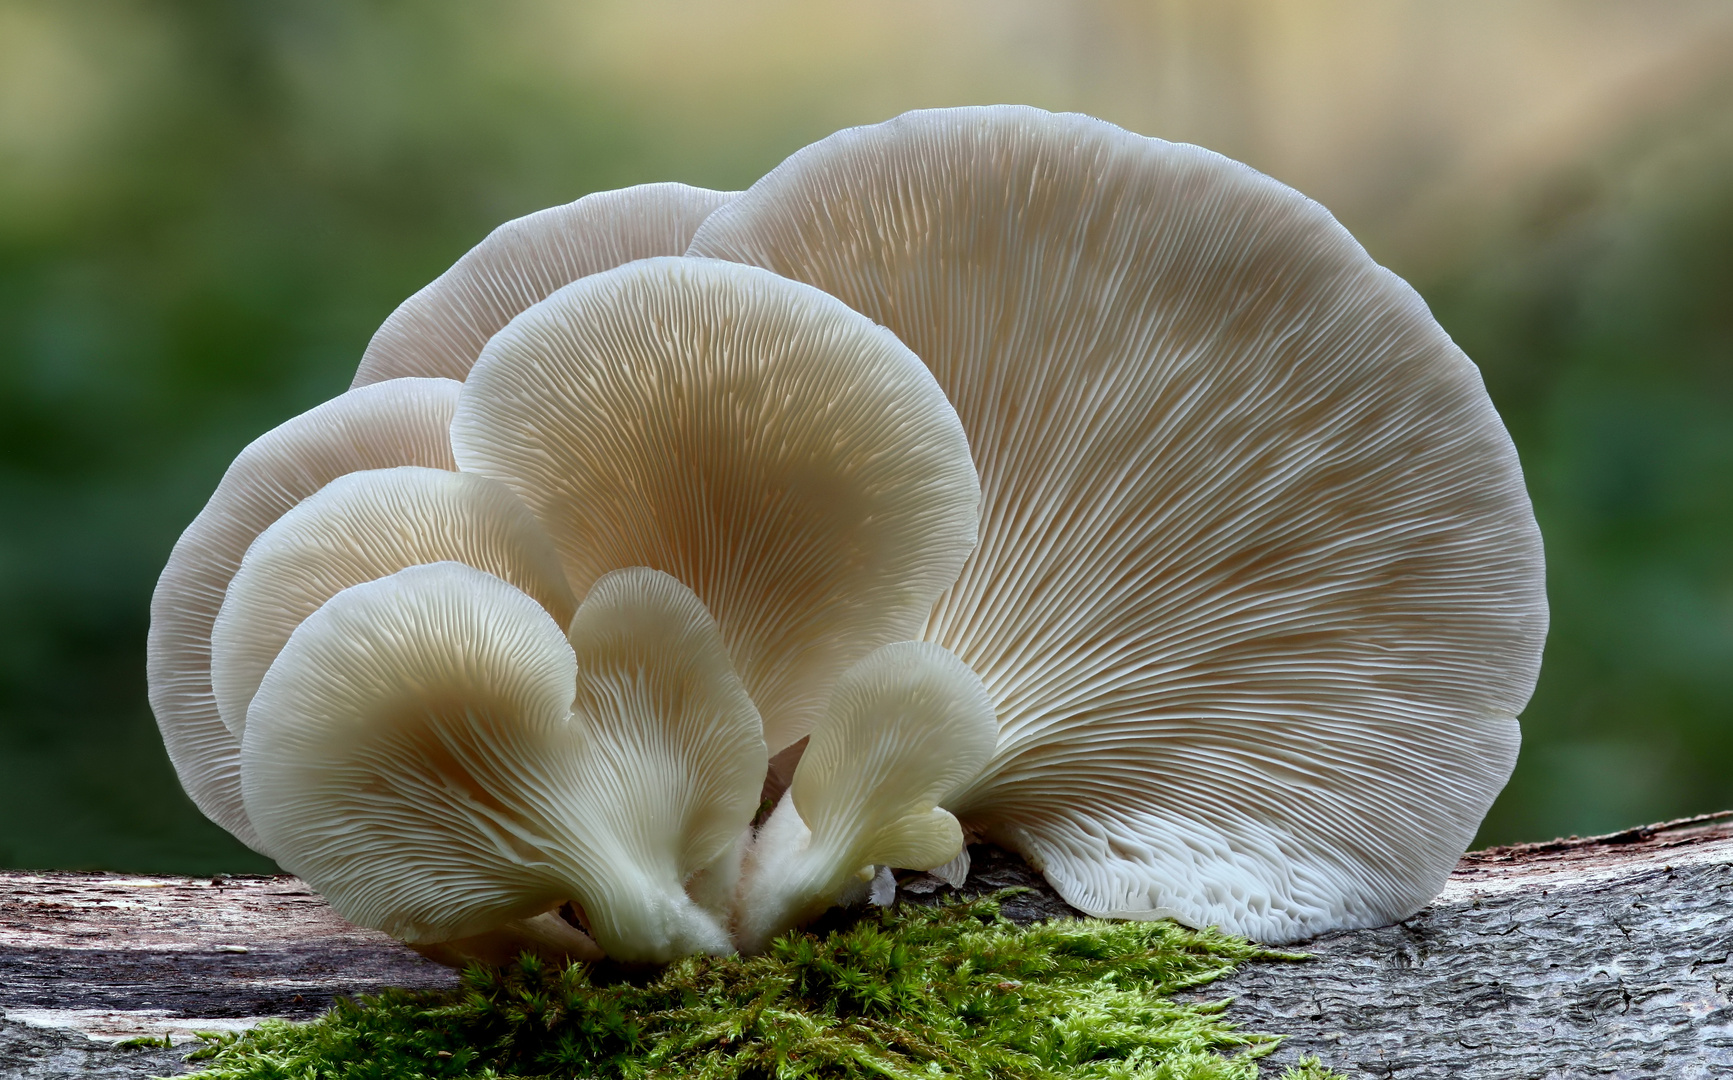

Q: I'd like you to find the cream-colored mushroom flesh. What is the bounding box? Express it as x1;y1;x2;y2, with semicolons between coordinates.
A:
560;567;768;960
690;105;1548;942
452;256;980;754
146;377;462;851
791;642;997;873
353;183;737;386
240;562;590;944
211;466;576;740
241;563;766;962
735;641;997;952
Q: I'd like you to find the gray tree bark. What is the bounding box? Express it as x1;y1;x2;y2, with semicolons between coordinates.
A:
1203;812;1733;1079
2;813;1729;1079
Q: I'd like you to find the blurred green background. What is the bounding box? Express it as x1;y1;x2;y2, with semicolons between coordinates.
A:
2;0;1730;874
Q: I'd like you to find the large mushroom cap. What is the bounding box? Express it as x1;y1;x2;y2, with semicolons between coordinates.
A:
240;561;588;943
452;256;980;754
353;183;736;386
690;105;1547;941
146;377;462;850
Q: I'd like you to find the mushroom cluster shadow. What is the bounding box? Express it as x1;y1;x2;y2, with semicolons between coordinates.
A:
147;105;1546;964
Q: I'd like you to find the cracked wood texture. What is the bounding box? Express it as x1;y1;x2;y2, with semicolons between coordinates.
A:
1207;812;1733;1079
0;874;456;1078
1;814;1730;1079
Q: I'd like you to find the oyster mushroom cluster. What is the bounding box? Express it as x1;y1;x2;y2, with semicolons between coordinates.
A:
148;106;1546;962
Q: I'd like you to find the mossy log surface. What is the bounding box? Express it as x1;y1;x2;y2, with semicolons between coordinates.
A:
1;814;1729;1079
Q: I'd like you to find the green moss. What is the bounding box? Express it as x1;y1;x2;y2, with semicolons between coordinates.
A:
181;894;1343;1080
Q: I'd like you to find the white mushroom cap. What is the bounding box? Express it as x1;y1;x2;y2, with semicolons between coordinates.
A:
241;562;589;943
353;184;736;386
242;563;766;962
559;567;768;960
147;377;462;851
790;642;997;873
690;105;1547;942
735;641;997;952
451;256;980;755
210;466;576;740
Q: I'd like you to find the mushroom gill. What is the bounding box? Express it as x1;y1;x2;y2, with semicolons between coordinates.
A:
451;256;981;756
690;105;1547;943
353;183;737;386
148;377;463;852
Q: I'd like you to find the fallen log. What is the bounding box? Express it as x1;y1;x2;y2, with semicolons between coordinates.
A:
0;873;455;1079
2;813;1729;1079
1207;811;1733;1078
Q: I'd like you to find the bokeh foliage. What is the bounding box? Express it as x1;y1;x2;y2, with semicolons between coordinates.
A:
1434;82;1733;843
0;0;696;873
0;1;1729;872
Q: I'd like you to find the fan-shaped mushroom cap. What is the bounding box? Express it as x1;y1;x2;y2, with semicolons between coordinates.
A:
147;377;462;851
211;466;576;740
452;256;980;754
560;567;768;959
353;183;737;386
690;105;1547;942
242;563;765;962
791;642;997;872
735;641;996;952
241;562;587;943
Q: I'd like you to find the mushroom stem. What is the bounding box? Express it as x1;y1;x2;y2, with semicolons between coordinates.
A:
571;862;735;961
686;825;752;917
733;793;868;954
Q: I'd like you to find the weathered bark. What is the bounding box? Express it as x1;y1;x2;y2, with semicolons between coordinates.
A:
1208;812;1733;1079
2;813;1729;1078
0;874;456;1079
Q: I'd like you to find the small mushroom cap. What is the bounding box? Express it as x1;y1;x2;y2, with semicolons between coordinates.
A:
560;567;768;960
691;105;1547;941
240;562;588;943
210;466;576;739
452;256;980;754
791;641;997;873
147;377;462;850
353;183;737;386
241;562;765;961
734;640;996;952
